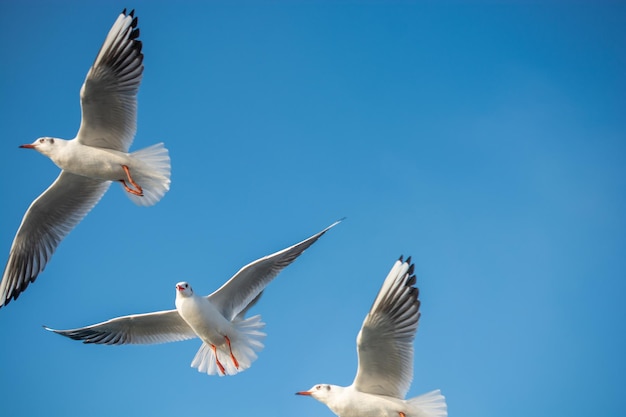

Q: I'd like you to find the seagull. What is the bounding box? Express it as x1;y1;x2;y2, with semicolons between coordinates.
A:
45;220;341;376
296;256;447;417
1;10;171;308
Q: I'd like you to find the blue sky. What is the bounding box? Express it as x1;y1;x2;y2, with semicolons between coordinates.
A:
1;1;625;416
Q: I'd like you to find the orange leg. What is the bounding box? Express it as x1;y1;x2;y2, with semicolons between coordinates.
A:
210;344;226;375
119;180;143;196
225;335;240;369
119;165;143;196
399;413;406;417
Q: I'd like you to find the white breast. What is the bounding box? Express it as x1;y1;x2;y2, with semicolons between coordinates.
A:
54;141;131;181
328;388;407;417
176;296;234;345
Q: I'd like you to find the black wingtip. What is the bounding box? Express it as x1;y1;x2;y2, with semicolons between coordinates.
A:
329;217;346;228
398;254;404;262
1;286;26;309
321;218;345;235
407;273;417;287
130;27;140;40
406;256;412;265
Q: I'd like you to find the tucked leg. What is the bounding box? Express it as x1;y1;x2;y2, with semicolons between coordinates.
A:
399;412;406;417
225;335;240;369
119;180;143;196
210;344;226;375
120;165;143;196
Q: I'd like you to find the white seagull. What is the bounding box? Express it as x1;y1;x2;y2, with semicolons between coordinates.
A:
45;220;341;376
296;256;447;417
1;10;171;308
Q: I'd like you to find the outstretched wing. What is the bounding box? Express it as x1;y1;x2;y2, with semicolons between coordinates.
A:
1;172;109;308
352;256;420;399
76;9;143;151
45;309;197;345
208;220;342;321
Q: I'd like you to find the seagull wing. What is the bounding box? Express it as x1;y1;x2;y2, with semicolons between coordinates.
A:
208;220;342;321
45;309;197;345
352;256;421;399
76;9;143;151
1;172;110;307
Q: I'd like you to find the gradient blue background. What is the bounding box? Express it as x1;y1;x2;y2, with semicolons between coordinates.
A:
1;1;624;416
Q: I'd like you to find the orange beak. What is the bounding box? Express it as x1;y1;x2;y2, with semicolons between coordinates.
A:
20;144;35;149
295;391;312;396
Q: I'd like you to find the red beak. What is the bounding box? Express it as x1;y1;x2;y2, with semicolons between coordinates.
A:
295;391;312;396
176;284;184;291
20;144;35;149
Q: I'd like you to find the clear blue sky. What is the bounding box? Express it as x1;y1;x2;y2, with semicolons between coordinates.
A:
1;1;624;416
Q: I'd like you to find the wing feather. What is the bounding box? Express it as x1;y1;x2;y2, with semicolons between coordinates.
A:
208;220;342;321
352;256;421;399
76;10;143;151
1;172;109;307
45;309;197;345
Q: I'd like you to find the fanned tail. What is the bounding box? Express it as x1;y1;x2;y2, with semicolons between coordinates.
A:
407;389;447;417
191;314;266;376
124;142;171;206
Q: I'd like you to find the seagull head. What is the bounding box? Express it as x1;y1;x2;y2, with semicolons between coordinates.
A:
296;384;336;403
175;281;193;297
20;137;61;157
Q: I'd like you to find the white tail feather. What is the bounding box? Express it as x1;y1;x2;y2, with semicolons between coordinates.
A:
407;389;448;417
123;142;171;206
191;314;266;376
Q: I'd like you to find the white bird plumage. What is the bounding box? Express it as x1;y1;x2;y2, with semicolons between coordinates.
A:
297;256;447;417
1;10;171;308
45;220;341;376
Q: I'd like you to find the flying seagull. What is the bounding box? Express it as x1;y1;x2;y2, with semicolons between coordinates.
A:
1;10;171;308
45;220;341;376
297;256;447;417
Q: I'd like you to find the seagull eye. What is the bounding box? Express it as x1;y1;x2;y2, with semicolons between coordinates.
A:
325;385;330;391
49;138;54;144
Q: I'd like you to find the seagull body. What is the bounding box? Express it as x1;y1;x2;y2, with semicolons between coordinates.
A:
297;257;447;417
1;10;171;308
299;385;444;417
46;220;341;376
174;281;264;375
176;284;233;345
22;138;164;186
